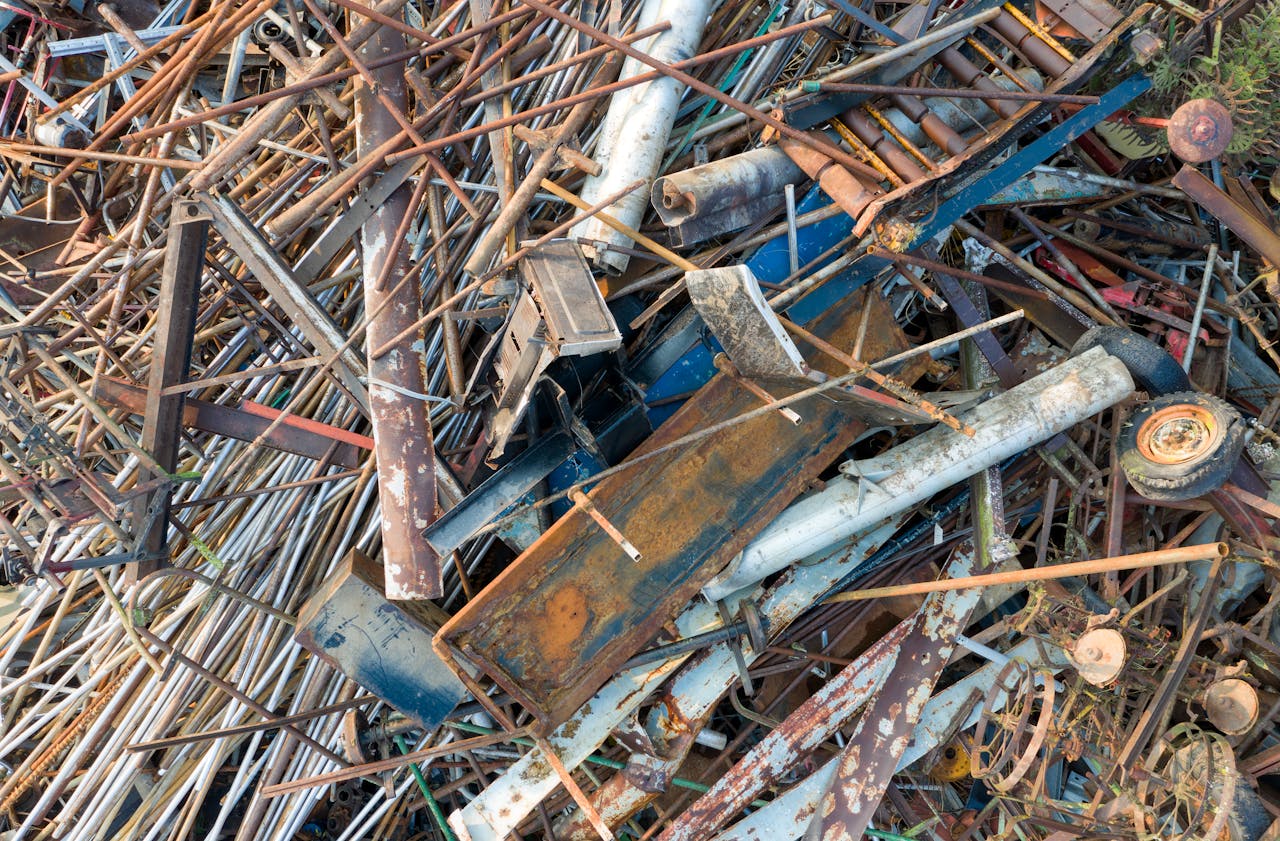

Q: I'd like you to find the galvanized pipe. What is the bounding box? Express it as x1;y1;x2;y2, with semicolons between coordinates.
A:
569;0;711;272
702;346;1135;601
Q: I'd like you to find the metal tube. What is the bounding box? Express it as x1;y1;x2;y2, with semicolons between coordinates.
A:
804;80;1098;104
356;16;441;598
702;346;1135;600
568;0;735;272
828;542;1228;602
1184;243;1219;370
687;7;1004;142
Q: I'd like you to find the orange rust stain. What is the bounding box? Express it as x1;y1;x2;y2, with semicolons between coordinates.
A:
534;585;592;667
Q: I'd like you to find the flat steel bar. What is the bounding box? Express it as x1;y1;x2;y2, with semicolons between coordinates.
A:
130;201;208;582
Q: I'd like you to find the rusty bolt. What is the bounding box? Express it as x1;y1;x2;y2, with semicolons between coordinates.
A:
1190;116;1217;143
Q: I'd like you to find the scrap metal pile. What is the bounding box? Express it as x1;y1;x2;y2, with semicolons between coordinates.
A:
5;0;1280;838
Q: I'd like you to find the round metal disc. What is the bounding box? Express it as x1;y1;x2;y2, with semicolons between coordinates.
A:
1205;678;1259;736
1072;627;1126;686
930;740;971;782
1167;99;1234;163
739;600;767;654
340;710;370;763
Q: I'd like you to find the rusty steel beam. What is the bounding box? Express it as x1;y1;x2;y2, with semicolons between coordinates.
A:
94;378;370;470
808;541;996;840
130;199;209;582
355;14;442;600
1172;164;1280;268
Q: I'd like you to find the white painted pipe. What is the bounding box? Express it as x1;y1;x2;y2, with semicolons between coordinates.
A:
702;346;1135;601
570;0;715;273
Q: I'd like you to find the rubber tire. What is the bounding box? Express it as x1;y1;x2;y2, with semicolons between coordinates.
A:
1119;392;1245;501
1071;327;1191;397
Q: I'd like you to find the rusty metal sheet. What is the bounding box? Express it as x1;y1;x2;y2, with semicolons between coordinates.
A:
435;301;880;732
1172;165;1280;268
1037;0;1122;42
522;239;622;356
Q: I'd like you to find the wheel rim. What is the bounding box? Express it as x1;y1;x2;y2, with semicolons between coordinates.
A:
972;660;1056;792
1132;724;1236;841
1136;405;1220;466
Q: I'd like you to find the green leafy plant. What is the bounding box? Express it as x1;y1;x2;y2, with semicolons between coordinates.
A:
1137;0;1280;158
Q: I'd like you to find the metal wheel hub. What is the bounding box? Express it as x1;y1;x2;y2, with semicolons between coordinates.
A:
1137;405;1218;466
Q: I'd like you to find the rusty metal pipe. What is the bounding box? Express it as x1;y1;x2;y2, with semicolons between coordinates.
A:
126;4;534;147
989;8;1072;77
829;542;1229;601
186;0;415;194
889;92;968;156
465;1;879;185
464;56;619;275
277;11;838;235
778;134;882;220
953;219;1115;326
459;22;670;107
868;245;1049;300
651;145;804;229
356;17;440;599
935;47;1021;119
570;0;716;273
837;109;926;183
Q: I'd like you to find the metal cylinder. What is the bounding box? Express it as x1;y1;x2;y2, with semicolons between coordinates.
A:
989;10;1072;78
703;346;1136;600
777;133;882;219
935;47;1020;119
651;145;804;233
838;108;927;182
889;93;969;156
570;0;715;273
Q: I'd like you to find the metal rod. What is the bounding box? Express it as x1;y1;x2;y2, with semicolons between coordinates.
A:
827;543;1229;601
801;80;1099;104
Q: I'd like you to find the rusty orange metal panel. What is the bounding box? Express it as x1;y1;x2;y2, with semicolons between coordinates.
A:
434;297;890;731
